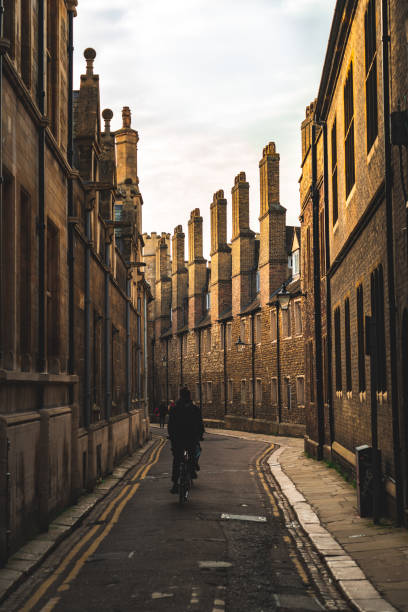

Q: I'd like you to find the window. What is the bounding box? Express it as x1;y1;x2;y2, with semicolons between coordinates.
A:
220;325;225;349
226;323;232;350
334;306;342;392
240;319;246;344
255;314;261;344
306;227;311;287
271;378;278;404
228;379;233;403
282;306;291;338
344;297;352;392
294;301;302;335
255;270;260;293
292;249;300;276
271;309;277;342
205;328;211;353
296;377;305;406
3;0;15;58
46;0;59;136
307;340;315;402
182;297;188;326
344;62;355;198
357;284;366;392
20;189;31;357
21;0;31;87
365;0;378;151
195;331;200;354
255;379;262;404
284;377;291;409
47;219;60;360
206;382;213;403
182;333;188;356
371;265;386;392
322;335;329;403
331;119;338;225
319;210;326;275
240;380;247;405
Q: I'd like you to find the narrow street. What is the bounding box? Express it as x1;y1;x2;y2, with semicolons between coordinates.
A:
2;430;350;612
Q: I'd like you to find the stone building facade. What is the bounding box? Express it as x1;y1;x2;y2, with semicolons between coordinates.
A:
301;0;408;524
144;144;305;437
0;1;150;565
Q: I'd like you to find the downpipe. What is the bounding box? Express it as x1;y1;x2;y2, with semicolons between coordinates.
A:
126;275;131;412
38;0;46;374
381;0;403;524
67;7;75;380
84;206;91;428
311;122;324;459
104;238;112;421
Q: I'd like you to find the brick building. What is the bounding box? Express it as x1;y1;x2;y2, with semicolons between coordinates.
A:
301;0;408;523
144;143;305;437
0;1;150;565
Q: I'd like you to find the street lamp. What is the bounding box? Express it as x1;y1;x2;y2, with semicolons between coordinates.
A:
277;286;291;311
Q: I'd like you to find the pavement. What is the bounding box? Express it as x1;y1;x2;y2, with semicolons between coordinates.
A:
1;426;407;612
206;428;408;612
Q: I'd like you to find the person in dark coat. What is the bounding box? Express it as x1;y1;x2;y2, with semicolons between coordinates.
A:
168;387;204;493
158;401;167;428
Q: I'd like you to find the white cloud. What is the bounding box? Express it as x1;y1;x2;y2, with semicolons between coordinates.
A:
74;0;335;255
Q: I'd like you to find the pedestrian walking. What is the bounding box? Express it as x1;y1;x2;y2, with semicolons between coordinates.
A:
158;401;167;428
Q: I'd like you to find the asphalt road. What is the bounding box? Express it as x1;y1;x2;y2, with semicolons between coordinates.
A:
3;430;351;611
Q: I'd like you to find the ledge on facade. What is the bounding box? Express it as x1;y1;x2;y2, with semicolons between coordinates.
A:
160;328;173;339
239;297;260;316
176;325;189;335
193;313;211;330
0;370;79;384
138;276;154;302
217;309;233;323
268;276;301;305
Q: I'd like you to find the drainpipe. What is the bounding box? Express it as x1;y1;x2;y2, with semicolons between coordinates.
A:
251;314;255;420
311;122;324;460
381;0;403;524
126;273;131;411
0;0;8;365
180;335;183;388
151;336;155;416
104;232;112;420
276;304;282;424
143;293;149;421
38;0;46;373
84;192;93;428
322;121;334;445
198;331;202;413
67;5;75;379
223;322;227;416
165;337;169;408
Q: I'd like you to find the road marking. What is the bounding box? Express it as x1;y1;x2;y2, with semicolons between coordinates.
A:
254;444;280;517
39;597;60;612
220;513;267;523
20;438;166;612
128;551;135;558
151;592;173;599
199;561;232;569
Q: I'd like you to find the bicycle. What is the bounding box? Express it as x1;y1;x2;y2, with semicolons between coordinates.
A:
178;449;192;504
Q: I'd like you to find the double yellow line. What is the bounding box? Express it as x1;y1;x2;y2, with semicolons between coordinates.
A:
254;444;310;587
254;443;280;518
20;437;167;612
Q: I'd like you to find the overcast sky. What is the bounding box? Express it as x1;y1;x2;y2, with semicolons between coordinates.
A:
74;0;335;256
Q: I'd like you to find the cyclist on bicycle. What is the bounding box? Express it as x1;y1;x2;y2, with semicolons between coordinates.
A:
168;386;204;494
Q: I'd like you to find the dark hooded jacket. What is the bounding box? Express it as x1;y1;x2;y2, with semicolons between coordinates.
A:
168;397;204;446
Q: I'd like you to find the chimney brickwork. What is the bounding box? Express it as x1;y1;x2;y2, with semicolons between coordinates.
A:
259;142;288;306
188;209;207;328
231;172;255;315
210;190;231;319
171;225;188;331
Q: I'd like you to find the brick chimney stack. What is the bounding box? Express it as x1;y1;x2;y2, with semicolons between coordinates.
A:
171;225;188;331
155;236;172;335
231;172;255;315
115;106;139;187
258;142;288;305
210;190;231;320
188;209;207;328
